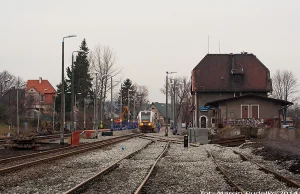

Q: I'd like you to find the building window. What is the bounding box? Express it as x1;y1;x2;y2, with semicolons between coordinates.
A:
251;105;259;118
41;95;45;102
241;105;249;118
234;92;242;97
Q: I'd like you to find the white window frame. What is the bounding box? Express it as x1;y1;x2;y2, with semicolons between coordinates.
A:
241;104;249;118
250;104;260;118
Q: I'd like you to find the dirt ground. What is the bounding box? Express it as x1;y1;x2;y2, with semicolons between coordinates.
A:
242;139;300;174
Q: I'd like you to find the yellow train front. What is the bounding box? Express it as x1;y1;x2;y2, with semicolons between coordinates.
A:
137;110;157;133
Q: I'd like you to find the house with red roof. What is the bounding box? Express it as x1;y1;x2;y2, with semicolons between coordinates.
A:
25;77;56;117
191;53;292;128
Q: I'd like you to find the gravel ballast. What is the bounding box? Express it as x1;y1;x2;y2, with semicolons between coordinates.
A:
142;144;231;193
82;141;167;194
0;137;151;194
208;145;300;192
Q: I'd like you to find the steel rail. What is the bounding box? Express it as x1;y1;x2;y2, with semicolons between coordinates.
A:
64;140;155;194
0;133;139;164
134;142;170;194
0;134;142;175
206;150;246;194
139;136;199;147
233;150;300;188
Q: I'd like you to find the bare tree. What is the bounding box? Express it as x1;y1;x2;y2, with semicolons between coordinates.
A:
160;76;192;126
134;84;149;114
287;104;300;127
0;70;18;96
272;69;298;102
272;69;298;125
89;45;122;122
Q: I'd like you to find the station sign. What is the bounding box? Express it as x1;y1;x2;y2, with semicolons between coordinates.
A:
199;106;210;111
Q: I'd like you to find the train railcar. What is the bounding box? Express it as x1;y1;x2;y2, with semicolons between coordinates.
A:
137;110;157;133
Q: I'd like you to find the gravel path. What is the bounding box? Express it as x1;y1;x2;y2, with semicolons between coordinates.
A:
234;145;300;185
142;144;231;193
0;137;151;194
208;145;300;192
82;141;167;194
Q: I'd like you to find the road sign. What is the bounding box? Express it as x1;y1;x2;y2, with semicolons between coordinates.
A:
199;106;210;111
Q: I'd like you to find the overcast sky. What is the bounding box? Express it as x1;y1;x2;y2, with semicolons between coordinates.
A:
1;0;299;102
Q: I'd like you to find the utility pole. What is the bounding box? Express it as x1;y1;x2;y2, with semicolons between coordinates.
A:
127;88;130;127
110;76;113;131
84;97;86;130
61;35;76;145
165;72;168;136
16;76;19;136
120;85;122;130
95;73;98;137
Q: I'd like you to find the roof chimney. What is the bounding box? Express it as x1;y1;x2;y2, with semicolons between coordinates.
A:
39;77;42;84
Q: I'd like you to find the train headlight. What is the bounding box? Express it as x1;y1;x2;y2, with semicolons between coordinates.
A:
148;123;152;126
139;123;143;126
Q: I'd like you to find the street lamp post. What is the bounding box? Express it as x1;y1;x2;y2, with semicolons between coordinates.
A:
61;35;76;145
71;50;87;132
165;71;176;136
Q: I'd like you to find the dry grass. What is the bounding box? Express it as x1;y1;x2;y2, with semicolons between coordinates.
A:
0;123;36;138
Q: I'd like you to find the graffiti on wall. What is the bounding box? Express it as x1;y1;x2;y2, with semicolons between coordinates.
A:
223;118;262;127
223;118;275;127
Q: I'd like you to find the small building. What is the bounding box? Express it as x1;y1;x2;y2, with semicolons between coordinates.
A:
190;53;287;128
25;77;56;118
204;94;292;128
148;102;171;125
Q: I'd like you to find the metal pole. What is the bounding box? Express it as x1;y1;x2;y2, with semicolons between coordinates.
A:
120;85;122;130
165;72;168;136
60;35;76;145
170;80;173;130
53;96;55;131
95;73;98;137
93;93;95;130
17;77;19;135
37;93;40;133
71;53;74;133
133;94;136;122
84;97;86;130
60;39;65;144
127;88;129;127
110;77;113;131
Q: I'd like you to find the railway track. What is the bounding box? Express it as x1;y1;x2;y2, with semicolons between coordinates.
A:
0;133;71;145
64;141;170;194
140;134;199;147
0;133;142;175
207;147;300;192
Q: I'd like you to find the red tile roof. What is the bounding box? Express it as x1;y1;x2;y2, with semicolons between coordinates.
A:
26;79;56;94
191;53;272;92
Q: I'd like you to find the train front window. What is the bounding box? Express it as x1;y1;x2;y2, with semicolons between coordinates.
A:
141;112;151;121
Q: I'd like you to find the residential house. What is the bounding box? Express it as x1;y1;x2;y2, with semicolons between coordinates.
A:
148;102;172;125
191;53;291;128
25;77;56;118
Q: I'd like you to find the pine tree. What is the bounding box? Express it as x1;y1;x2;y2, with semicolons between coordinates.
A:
55;80;72;113
66;39;93;108
118;78;135;121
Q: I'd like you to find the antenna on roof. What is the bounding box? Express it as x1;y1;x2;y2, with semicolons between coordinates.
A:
208;35;210;54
